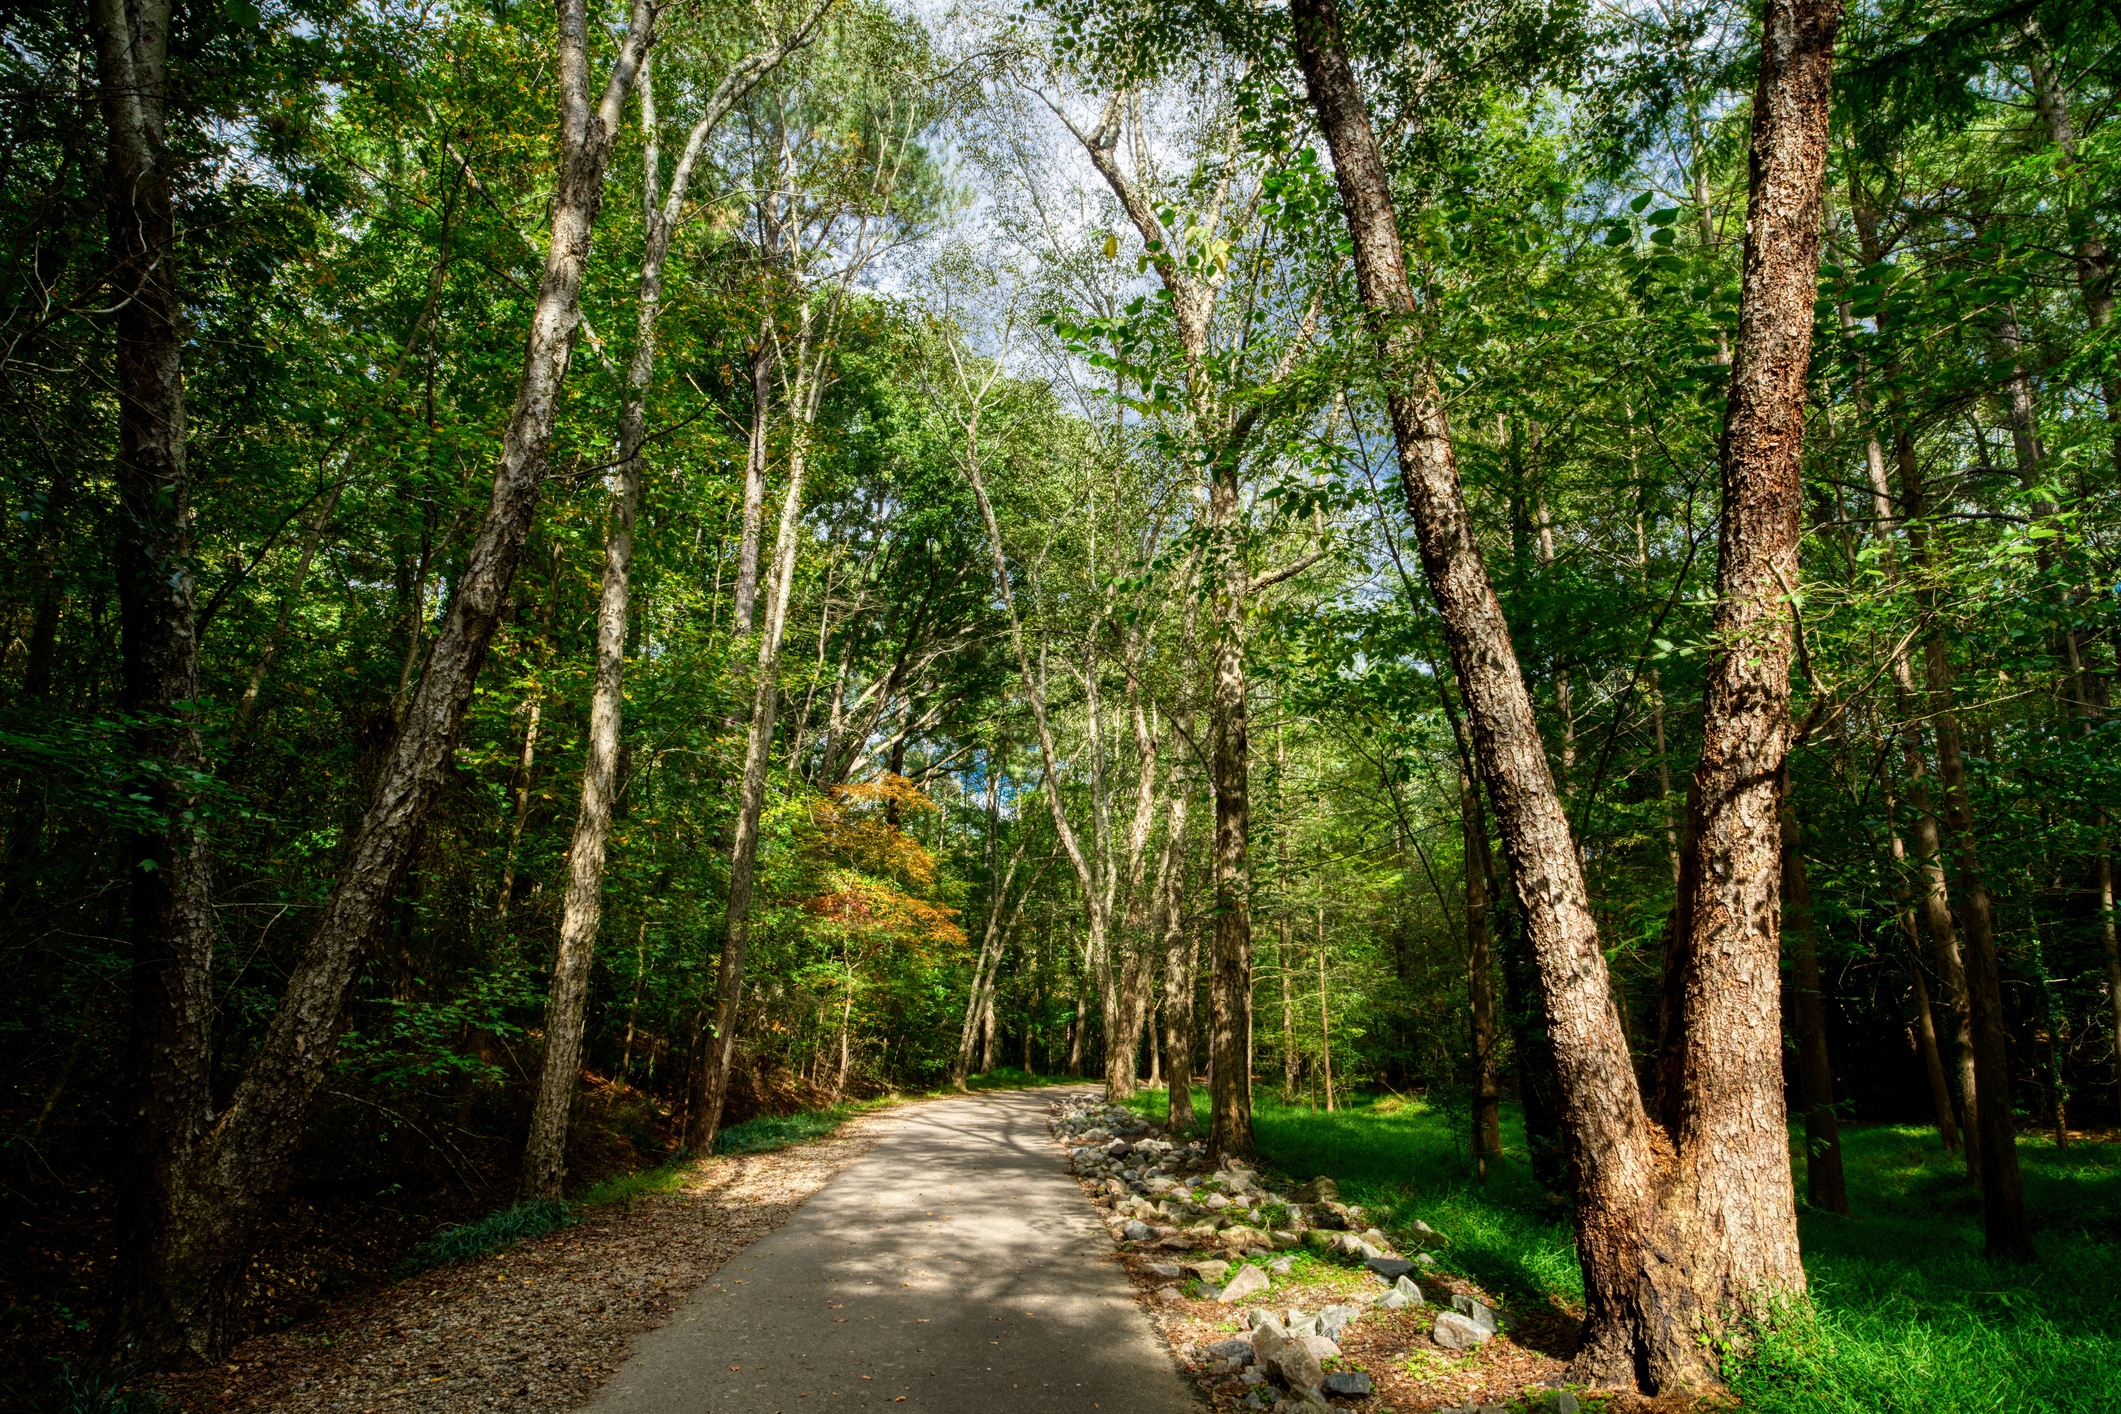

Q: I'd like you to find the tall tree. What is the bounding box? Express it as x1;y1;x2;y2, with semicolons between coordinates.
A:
1293;0;1839;1387
101;0;656;1364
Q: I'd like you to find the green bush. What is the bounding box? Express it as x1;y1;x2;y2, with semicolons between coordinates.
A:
396;1198;573;1276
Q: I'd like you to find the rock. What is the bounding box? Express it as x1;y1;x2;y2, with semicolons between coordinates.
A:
1364;1256;1415;1280
1267;1256;1295;1275
1270;1230;1303;1251
1393;1275;1423;1304
1107;1139;1133;1157
1123;1219;1156;1241
1184;1259;1232;1284
1298;1335;1340;1359
1322;1371;1373;1397
1376;1289;1412;1311
1158;1234;1194;1250
1310;1206;1349;1231
1152;1284;1187;1305
1551;1394;1580;1414
1248;1308;1286;1333
1431;1310;1492;1350
1416;1252;1438;1268
1147;1261;1183;1278
1206;1192;1233;1210
1205;1337;1256;1360
1450;1294;1499;1334
1272;1341;1326;1394
1283;1310;1318;1338
1250;1322;1289;1374
1218;1263;1272;1304
1293;1176;1340;1204
1319;1304;1359;1341
1303;1229;1337;1251
1220;1225;1269;1252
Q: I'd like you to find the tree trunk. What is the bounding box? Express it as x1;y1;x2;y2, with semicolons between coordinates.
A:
689;312;817;1155
1884;784;1961;1153
1315;904;1334;1112
1920;637;2033;1259
1295;0;1834;1386
1160;789;1198;1133
1206;460;1254;1159
521;25;809;1191
1780;788;1847;1214
93;0;221;1368
1466;775;1502;1173
733;323;775;636
101;0;655;1368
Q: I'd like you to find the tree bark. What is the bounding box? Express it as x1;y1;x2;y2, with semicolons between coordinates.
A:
101;0;654;1367
1466;774;1502;1173
93;0;222;1368
1780;788;1847;1213
1883;782;1961;1153
521;21;812;1198
733;322;775;636
1160;788;1198;1133
688;304;820;1155
1295;0;1834;1386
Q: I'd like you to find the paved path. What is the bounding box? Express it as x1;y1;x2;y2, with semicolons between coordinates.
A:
585;1087;1201;1414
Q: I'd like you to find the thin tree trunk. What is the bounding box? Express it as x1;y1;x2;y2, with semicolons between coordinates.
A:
1206;462;1254;1158
496;686;544;923
618;921;648;1084
1315;903;1334;1112
522;28;806;1195
1466;774;1501;1173
1278;729;1297;1100
1780;787;1847;1214
1161;789;1197;1133
102;0;654;1367
733;322;775;636
689;309;819;1154
1884;783;1961;1152
1295;0;1834;1385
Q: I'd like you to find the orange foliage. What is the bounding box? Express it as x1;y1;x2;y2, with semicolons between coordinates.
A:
791;775;963;950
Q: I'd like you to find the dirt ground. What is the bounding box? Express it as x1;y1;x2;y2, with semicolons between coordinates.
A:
143;1113;891;1414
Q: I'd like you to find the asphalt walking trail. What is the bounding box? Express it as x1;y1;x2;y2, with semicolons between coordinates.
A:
584;1086;1201;1414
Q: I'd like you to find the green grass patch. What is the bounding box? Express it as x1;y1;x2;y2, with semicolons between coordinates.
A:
964;1066;1072;1092
713;1105;866;1155
1126;1087;2121;1413
396;1198;574;1276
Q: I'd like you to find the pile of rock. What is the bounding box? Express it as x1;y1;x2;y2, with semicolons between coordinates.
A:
1194;1306;1378;1412
1049;1096;1423;1273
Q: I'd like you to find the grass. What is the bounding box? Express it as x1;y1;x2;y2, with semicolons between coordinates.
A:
1127;1086;2121;1413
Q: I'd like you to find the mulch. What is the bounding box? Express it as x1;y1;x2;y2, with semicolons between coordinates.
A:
142;1115;890;1414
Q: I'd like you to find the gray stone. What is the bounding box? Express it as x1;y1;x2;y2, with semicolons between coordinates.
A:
1272;1341;1325;1394
1393;1275;1423;1303
1247;1309;1286;1335
1107;1139;1133;1157
1147;1260;1183;1279
1319;1304;1359;1341
1293;1176;1340;1204
1283;1310;1318;1338
1416;1252;1438;1267
1364;1256;1415;1280
1322;1371;1373;1397
1205;1337;1255;1360
1184;1259;1232;1284
1450;1293;1499;1334
1297;1335;1340;1359
1552;1394;1580;1414
1376;1289;1412;1311
1218;1263;1271;1304
1431;1310;1492;1350
1123;1219;1156;1241
1267;1256;1295;1275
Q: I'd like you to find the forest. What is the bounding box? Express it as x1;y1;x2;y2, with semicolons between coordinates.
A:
2;0;2117;1406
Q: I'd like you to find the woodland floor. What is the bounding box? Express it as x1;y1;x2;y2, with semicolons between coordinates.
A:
140;1110;895;1414
52;1083;2121;1414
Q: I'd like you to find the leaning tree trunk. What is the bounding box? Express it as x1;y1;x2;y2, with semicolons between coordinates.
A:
688;333;817;1155
1295;0;1834;1386
102;0;654;1368
520;23;810;1197
1780;787;1847;1213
